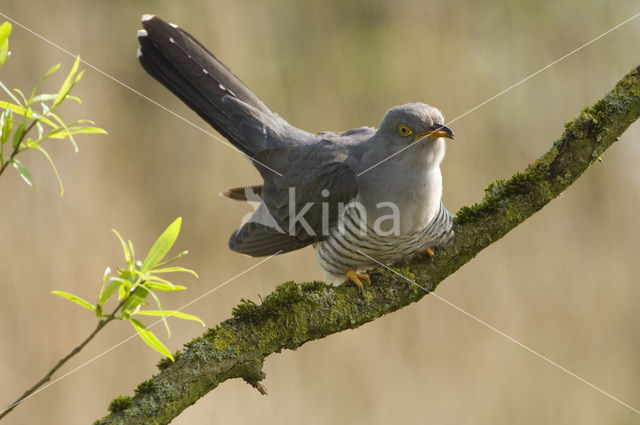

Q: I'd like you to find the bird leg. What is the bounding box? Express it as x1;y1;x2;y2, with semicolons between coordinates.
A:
346;270;371;290
423;247;435;258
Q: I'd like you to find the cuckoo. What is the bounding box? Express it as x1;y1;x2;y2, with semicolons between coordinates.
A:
137;15;455;288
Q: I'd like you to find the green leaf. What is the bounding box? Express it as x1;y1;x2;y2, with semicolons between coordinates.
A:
0;81;22;106
144;280;186;292
128;240;136;263
153;250;189;268
118;282;128;300
12;122;25;148
53;56;81;108
110;276;131;289
145;275;177;288
13;88;28;106
145;275;187;291
141;217;182;273
0;22;11;68
10;158;33;187
39;102;49;117
121;285;149;314
150;266;198;278
30;93;58;104
0;101;57;128
0;22;10;45
29;64;61;102
98;279;122;306
144;288;170;336
74;69;85;84
46;125;107;139
97;267;116;306
0;100;25;113
51;290;96;312
36;121;44;140
101;266;111;286
47;111;78;152
135;310;205;325
111;229;132;267
32;144;63;196
0;107;12;146
62;119;95;126
130;318;174;361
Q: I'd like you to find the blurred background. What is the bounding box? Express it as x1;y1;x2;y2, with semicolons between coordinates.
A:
1;0;639;424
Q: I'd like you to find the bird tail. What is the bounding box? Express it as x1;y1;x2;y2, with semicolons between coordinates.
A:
137;14;277;156
220;185;264;201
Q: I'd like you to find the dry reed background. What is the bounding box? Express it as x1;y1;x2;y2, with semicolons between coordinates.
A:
1;0;639;424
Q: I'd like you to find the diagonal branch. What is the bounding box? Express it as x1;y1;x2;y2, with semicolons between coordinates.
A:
94;65;640;425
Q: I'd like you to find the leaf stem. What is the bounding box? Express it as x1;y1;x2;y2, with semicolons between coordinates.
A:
0;119;36;178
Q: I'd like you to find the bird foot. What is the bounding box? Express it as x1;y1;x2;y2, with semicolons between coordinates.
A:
423;247;435;258
346;270;371;291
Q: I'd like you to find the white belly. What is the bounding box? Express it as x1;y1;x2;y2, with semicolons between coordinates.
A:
316;202;454;281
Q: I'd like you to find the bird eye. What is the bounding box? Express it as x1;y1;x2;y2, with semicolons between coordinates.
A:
397;124;413;137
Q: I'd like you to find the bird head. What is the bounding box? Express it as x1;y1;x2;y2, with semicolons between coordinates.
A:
379;103;454;143
374;102;454;166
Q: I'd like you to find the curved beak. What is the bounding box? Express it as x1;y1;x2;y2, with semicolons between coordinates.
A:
426;124;454;140
414;125;455;141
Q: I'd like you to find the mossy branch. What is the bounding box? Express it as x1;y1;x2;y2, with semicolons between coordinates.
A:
94;65;640;425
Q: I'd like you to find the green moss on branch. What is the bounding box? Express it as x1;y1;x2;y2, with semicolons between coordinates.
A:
94;66;640;425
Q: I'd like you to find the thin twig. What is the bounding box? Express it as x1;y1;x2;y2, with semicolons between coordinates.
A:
0;119;37;177
0;300;124;420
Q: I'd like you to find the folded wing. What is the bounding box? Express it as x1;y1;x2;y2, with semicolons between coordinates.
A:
229;141;359;256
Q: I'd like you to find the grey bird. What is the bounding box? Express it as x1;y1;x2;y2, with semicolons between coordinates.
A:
137;15;455;287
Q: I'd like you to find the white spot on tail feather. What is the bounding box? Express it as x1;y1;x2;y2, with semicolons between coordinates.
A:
203;69;209;74
141;14;155;22
136;47;143;58
137;29;147;38
218;83;236;97
169;37;175;44
169;23;179;28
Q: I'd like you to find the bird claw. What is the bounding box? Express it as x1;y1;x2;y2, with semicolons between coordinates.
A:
423;247;435;258
346;270;371;291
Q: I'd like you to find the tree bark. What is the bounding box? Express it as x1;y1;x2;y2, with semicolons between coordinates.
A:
94;65;640;425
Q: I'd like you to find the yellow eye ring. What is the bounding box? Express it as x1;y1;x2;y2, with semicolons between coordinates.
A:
397;124;413;137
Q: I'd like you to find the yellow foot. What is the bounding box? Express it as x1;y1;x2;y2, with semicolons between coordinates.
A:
423;247;435;258
346;270;371;290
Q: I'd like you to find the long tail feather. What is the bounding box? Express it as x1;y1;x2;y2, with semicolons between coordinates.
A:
137;15;275;156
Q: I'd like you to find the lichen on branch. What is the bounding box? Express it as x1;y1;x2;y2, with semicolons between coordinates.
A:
94;65;640;425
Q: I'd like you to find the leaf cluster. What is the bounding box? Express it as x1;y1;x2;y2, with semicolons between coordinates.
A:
0;21;106;194
52;217;204;360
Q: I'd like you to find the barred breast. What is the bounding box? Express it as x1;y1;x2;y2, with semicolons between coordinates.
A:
316;202;454;281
